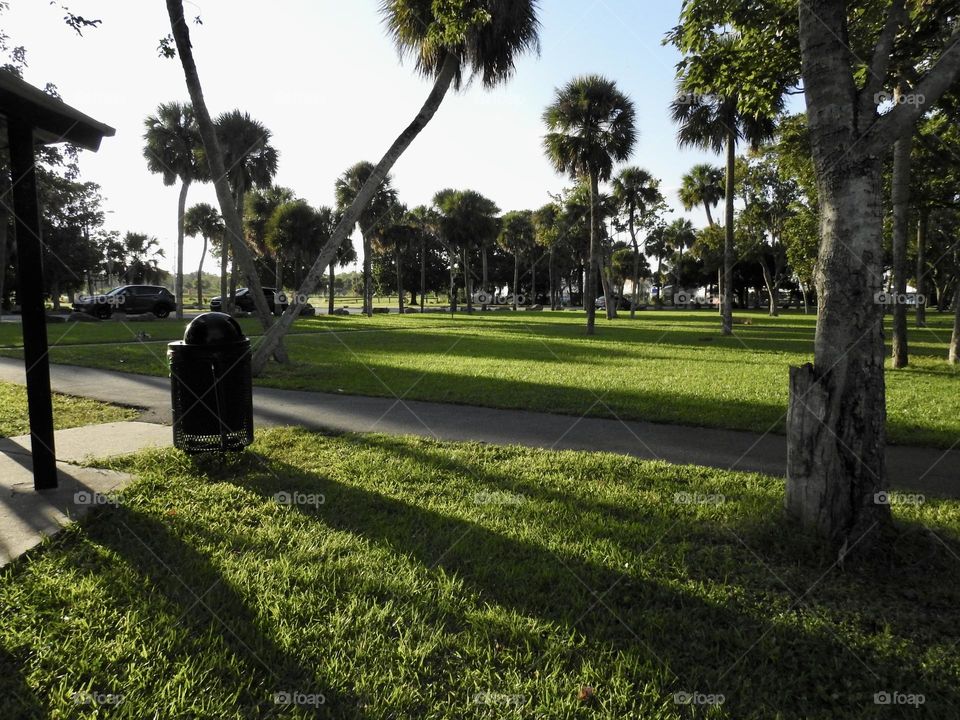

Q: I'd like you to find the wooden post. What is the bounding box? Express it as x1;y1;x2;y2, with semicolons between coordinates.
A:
7;117;58;489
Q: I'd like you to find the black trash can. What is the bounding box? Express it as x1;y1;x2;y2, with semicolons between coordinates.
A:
168;312;254;453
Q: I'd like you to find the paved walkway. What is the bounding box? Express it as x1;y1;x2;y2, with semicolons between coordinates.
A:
0;422;171;567
0;357;956;498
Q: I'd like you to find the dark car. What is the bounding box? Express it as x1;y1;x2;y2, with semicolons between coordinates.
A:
210;287;288;314
73;285;177;319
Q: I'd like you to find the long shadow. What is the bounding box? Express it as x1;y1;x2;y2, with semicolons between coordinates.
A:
1;503;354;719
211;447;959;718
0;647;48;719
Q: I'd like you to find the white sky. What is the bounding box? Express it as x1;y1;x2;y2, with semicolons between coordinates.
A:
5;0;733;274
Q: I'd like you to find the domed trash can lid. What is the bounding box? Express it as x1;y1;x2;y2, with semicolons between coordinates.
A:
182;312;247;345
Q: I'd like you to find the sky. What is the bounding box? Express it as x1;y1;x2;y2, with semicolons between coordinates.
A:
5;0;732;275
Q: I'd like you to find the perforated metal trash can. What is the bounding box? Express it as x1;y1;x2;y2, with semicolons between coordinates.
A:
168;312;254;453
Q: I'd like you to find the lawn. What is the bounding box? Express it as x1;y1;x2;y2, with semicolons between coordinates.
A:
0;427;957;718
0;380;137;437
1;309;956;448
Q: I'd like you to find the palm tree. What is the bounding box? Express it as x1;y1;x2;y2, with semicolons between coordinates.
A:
612;167;663;318
246;186;296;291
498;211;536;311
543;75;637;335
678;164;723;227
670;52;782;334
122;232;165;285
407;205;441;313
213;109;279;312
183;203;223;308
164;0;283;355
335;162;397;317
143;101;200;319
664;218;697;295
328;219;357;315
251;0;541;371
434;189;500;313
533;203;561;310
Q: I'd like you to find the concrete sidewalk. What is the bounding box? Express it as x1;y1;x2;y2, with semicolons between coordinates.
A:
0;357;957;498
0;422;172;567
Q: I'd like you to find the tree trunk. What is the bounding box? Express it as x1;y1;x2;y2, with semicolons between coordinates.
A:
548;246;556;310
513;254;519;311
464;247;473;313
586;173;599;334
481;245;488;310
703;201;715;228
362;232;372;317
785;0;909;549
600;255;616;319
531;257;536;306
197;234;207;308
175;179;190;319
0;206;7;322
722;127;735;335
890;128;912;368
420;236;426;314
800;281;809;315
759;257;779;317
328;262;335;314
251;52;458;374
396;244;404;314
165;0;284;361
915;209;927;327
220;242;228;312
629;214;640;319
950;281;960;364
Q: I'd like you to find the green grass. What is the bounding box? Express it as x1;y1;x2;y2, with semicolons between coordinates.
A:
0;427;957;718
3;309;956;448
0;380;137;437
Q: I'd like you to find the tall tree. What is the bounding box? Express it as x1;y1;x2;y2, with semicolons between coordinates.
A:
143;101;201;319
543;75;637;334
164;0;286;360
335;161;398;317
252;0;541;371
498;211;536;310
533;203;561;310
786;0;960;547
183;202;223;308
612;167;665;318
434;189;500;313
214;110;279;311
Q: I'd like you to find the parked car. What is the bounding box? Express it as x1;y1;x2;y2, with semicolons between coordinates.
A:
210;287;288;314
73;285;176;319
595;294;633;311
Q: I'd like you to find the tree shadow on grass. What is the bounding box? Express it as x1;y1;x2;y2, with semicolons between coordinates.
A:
0;504;353;719
208;442;959;720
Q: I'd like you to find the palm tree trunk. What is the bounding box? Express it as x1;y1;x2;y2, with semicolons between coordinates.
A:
251;52;459;374
220;242;228;314
197;234;207;308
891;128;912;368
481;245;489;310
703;202;715;227
363;232;372;317
328;262;336;315
950;281;960;364
531;257;536;305
915;209;927;327
175;179;190;319
629;213;639;319
548;246;556;310
464;247;473;313
165;0;284;360
420;236;426;314
586;173;599;334
396;243;404;314
513;254;519;311
722;127;735;335
760;257;779;317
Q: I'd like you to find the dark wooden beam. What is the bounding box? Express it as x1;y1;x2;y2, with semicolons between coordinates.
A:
7;117;57;489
